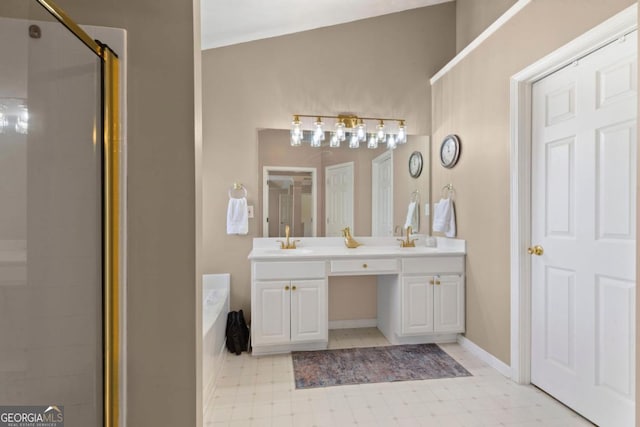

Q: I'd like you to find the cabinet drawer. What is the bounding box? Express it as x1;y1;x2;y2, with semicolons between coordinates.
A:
253;261;326;280
402;256;464;274
330;258;398;275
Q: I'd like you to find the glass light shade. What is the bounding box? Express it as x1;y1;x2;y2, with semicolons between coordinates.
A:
310;132;322;147
329;133;340;148
397;122;407;144
335;120;346;141
387;134;397;150
367;134;378;149
356;120;367;142
314;118;325;141
349;133;359;149
290;116;303;145
376;121;385;142
290;134;302;146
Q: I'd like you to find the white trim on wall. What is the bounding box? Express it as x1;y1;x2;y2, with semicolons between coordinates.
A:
328;319;377;330
457;335;511;378
508;4;637;384
430;0;532;84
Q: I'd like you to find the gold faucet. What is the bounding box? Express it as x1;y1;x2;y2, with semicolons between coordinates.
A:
341;227;362;248
277;225;300;249
397;226;417;247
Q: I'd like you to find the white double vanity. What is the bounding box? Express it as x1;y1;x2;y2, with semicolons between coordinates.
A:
248;237;466;356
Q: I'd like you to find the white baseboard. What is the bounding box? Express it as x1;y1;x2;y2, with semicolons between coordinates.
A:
457;335;511;378
328;319;377;330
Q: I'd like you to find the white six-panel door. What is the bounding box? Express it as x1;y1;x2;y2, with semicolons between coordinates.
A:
372;151;393;236
325;162;354;237
531;32;637;427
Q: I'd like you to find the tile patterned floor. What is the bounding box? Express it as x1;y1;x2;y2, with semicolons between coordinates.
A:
205;328;593;427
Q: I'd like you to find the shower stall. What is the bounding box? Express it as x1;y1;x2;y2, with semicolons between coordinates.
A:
0;1;121;426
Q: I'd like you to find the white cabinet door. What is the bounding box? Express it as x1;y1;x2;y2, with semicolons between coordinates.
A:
290;279;327;342
401;276;434;335
434;274;465;333
253;281;291;346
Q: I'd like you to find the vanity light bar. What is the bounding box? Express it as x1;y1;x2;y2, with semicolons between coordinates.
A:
290;114;407;148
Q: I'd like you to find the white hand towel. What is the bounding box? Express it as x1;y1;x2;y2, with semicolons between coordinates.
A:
445;199;456;238
404;201;417;230
227;197;248;235
432;197;456;237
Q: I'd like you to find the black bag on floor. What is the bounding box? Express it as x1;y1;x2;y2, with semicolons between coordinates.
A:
225;310;249;355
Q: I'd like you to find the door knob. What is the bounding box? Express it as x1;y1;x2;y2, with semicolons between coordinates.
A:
527;245;544;256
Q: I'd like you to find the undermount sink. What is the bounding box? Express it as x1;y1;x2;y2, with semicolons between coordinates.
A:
260;248;314;255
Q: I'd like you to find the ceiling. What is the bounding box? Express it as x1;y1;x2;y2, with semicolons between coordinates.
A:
201;0;453;50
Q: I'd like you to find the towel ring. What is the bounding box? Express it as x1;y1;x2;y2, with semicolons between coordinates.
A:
229;182;247;199
441;183;455;198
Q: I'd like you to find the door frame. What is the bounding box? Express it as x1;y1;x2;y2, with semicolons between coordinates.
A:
509;4;637;384
372;150;393;236
262;166;317;237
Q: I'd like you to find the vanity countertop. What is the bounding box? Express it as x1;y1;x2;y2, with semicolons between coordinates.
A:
248;236;465;261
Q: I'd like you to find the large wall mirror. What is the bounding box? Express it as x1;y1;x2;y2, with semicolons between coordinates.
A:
258;129;430;238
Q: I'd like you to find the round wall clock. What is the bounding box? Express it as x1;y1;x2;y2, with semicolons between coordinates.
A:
408;151;423;178
440;134;461;168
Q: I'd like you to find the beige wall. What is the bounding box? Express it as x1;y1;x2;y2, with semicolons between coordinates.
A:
202;4;456;320
455;0;517;52
432;0;636;364
0;0;197;425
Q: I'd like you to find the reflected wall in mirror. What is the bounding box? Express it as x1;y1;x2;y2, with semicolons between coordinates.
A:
258;129;430;237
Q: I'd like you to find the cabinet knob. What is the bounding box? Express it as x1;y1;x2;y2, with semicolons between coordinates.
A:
362;263;368;269
435;280;441;285
284;285;290;291
429;279;435;285
292;285;297;291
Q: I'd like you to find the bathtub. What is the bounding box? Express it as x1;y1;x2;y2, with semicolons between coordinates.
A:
202;273;230;400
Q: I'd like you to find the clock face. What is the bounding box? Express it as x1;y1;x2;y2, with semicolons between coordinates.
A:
440;135;460;168
408;151;423;178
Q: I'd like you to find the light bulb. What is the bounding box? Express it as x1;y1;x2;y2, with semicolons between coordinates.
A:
335;120;346;142
330;133;340;148
367;134;378;149
376;120;385;142
397;121;407;144
356;119;367;142
387;134;397;150
349;133;359;149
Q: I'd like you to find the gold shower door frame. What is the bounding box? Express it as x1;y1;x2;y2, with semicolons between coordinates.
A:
35;1;121;426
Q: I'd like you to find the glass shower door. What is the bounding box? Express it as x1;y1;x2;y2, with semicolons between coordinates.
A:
0;3;103;426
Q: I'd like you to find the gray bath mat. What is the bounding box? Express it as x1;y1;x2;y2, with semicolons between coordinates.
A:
292;343;471;389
